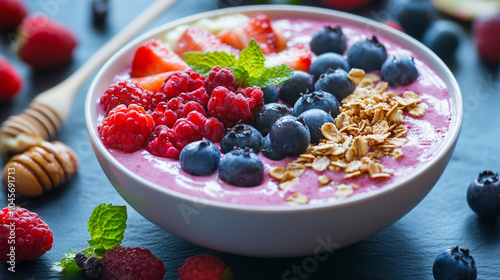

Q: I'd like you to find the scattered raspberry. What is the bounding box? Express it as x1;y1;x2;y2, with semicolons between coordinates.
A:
101;246;165;280
0;206;53;262
205;66;239;95
0;0;27;30
207;86;264;127
160;69;209;107
100;104;155;153
100;80;152;114
0;54;23;100
473;14;500;64
146;125;180;159
178;254;233;280
17;14;77;69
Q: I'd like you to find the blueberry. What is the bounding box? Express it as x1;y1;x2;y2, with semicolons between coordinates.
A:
432;246;477;280
279;71;315;106
347;36;387;72
314;69;355;102
220;123;263;153
269;116;310;157
262;135;285;161
254;103;293;136
395;0;435;39
309;26;347;56
74;252;88;269
83;256;102;280
309;52;350;80
467;170;500;218
293;90;340;118
262;85;279;104
297;109;334;143
381;56;419;87
422;20;462;61
218;147;264;187
180;139;220;176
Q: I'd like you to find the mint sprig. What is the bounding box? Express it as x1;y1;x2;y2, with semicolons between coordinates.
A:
184;39;293;88
52;204;127;273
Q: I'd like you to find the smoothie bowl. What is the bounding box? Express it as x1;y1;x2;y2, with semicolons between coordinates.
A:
85;5;462;257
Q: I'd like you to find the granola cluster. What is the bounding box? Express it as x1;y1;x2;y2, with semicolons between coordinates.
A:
270;68;427;205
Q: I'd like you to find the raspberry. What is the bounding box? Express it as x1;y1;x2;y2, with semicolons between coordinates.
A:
207;86;264;127
173;118;201;150
100;80;152;114
146;125;181;159
205;66;239;95
100;104;155;153
16;14;77;69
151;102;178;127
101;246;165;280
0;206;53;262
0;0;28;30
0;54;23;100
178;254;232;280
163;97;207;119
186;111;224;143
160;69;209;107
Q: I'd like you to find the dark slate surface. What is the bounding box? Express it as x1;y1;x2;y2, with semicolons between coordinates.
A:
1;0;499;279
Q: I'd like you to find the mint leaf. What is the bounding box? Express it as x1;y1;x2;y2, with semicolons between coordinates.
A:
184;38;293;89
235;39;265;75
184;51;237;76
51;248;92;274
247;63;294;88
87;204;127;253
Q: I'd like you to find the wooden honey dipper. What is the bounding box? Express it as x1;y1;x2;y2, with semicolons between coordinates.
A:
2;141;78;197
0;0;179;160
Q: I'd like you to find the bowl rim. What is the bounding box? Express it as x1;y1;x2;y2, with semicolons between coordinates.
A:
85;4;463;213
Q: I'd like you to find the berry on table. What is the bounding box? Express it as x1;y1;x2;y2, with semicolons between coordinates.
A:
16;14;77;69
314;69;355;102
0;206;53;262
0;0;27;30
297;109;334;143
432;246;477;280
254;103;293;136
309;52;350;81
179;254;233;280
218;147;264;187
130;39;188;78
0;54;23;100
395;0;435;40
221;123;263;153
293;90;341;118
473;14;500;64
83;256;102;280
100;104;155;153
100;80;152;114
422;20;462;61
347;36;387;72
92;0;109;25
309;26;347;56
101;246;166;280
279;70;315;106
466;170;500;218
262;85;279;104
381;56;419;87
269;116;310;157
180;139;221;176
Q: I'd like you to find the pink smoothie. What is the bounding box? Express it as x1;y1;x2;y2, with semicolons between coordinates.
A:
98;17;453;206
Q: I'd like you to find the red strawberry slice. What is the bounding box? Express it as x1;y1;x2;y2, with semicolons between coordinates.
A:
217;13;283;55
130;39;188;78
174;26;240;57
264;43;312;72
130;71;173;92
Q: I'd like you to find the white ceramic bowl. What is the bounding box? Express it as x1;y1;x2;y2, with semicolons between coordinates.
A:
85;5;463;257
